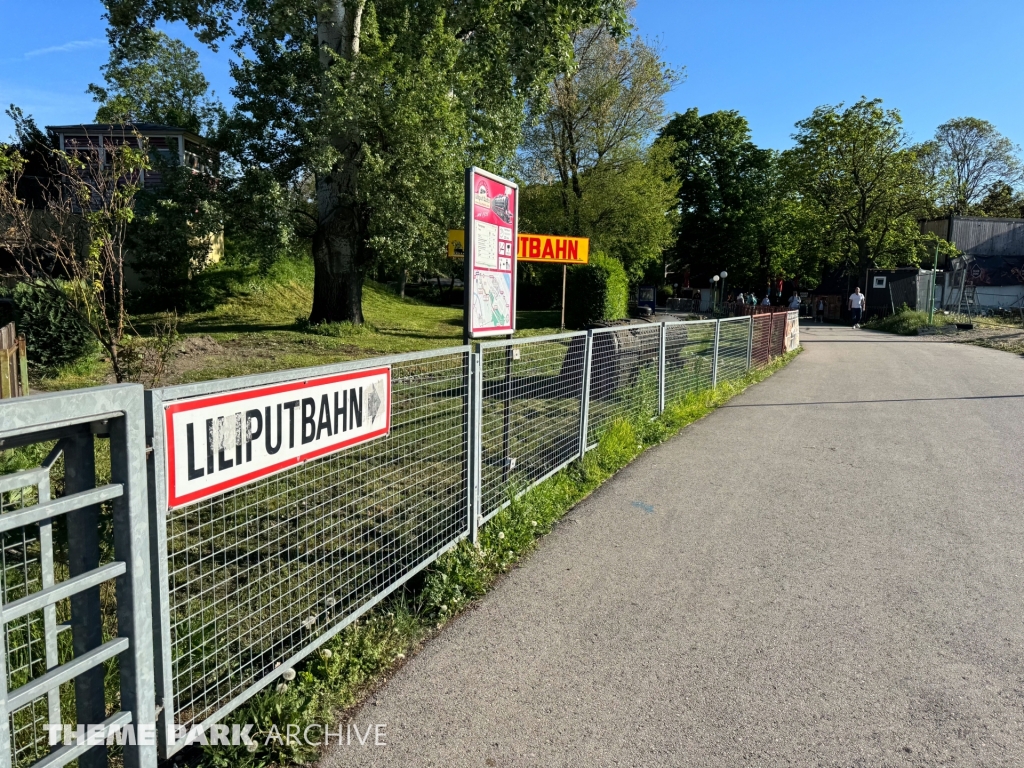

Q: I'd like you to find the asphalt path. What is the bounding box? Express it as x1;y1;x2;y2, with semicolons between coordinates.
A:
322;324;1024;768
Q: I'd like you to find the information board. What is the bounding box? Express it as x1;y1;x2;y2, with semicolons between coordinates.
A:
464;167;518;339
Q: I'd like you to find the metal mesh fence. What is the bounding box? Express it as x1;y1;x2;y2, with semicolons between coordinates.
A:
161;350;470;734
1;482;47;768
751;314;773;368
586;325;661;447
479;335;586;521
771;313;787;358
663;320;715;405
716;317;752;382
0;458;75;768
145;317;802;749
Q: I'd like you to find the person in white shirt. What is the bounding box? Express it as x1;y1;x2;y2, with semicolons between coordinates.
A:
816;298;826;323
761;295;771;306
788;293;801;310
848;288;866;327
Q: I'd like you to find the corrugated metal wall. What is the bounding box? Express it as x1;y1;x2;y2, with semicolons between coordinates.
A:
950;217;1024;257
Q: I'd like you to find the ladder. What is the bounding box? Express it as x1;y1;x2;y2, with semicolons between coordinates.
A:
958;283;976;317
946;257;975;320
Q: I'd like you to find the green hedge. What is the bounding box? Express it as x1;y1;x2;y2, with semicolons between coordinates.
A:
0;282;94;368
564;252;629;328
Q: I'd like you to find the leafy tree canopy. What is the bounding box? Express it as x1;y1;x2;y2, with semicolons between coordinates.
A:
102;0;629;324
974;180;1024;219
919;117;1022;216
88;29;223;135
519;12;679;283
661;108;827;294
782;98;930;275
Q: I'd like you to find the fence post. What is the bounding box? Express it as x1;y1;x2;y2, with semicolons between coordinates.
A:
36;443;61;731
500;344;514;484
746;316;754;371
711;320;721;389
657;322;666;414
767;311;774;361
108;396;158;768
17;335;28;397
468;347;482;543
0;348;9;399
64;431;108;768
578;330;593;459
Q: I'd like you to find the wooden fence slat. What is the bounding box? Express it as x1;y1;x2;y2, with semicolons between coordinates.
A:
0;321;29;399
18;334;29;396
0;346;11;399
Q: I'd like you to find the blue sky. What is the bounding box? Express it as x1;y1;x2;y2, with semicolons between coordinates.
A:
2;0;1023;152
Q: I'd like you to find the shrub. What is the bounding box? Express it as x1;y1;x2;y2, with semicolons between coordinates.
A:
863;305;948;336
564;252;629;328
128;161;221;311
2;282;94;368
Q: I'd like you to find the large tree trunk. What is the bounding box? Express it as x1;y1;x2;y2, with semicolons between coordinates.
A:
856;236;871;279
310;0;366;325
310;167;365;324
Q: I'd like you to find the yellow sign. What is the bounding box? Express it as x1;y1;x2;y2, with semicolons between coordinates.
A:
446;230;589;264
517;234;589;264
447;229;465;259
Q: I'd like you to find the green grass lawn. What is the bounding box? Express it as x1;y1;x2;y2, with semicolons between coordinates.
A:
37;258;561;391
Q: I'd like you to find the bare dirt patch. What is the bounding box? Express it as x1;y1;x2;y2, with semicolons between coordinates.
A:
918;323;1024;356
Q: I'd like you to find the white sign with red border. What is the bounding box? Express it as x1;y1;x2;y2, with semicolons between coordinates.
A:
163;367;391;508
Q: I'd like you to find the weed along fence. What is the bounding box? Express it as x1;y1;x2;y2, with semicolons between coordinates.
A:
0;312;799;768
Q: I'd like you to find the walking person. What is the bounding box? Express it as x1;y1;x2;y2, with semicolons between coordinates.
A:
848;287;866;328
761;294;771;307
816;297;826;323
788;293;801;311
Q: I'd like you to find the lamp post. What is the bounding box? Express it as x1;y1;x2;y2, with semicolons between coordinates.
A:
712;274;720;313
928;243;939;325
720;270;728;309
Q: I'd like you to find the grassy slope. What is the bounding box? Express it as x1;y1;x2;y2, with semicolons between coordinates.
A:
37;258;560;391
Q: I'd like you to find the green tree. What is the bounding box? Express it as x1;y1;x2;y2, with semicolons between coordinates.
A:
88;29;222;134
88;30;226;307
1;121;150;381
519;13;679;283
661;108;818;293
782;98;929;277
661;109;766;286
922;117;1022;216
974;180;1024;218
104;0;626;325
127;159;221;307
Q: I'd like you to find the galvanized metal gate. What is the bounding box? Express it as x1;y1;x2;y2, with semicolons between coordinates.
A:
0;385;156;768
